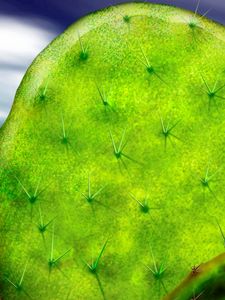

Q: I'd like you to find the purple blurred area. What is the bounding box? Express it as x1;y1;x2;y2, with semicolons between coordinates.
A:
0;0;224;125
1;0;225;28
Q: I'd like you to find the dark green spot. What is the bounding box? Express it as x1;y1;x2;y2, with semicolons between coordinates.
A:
123;15;131;23
140;204;149;213
79;51;89;61
147;66;155;74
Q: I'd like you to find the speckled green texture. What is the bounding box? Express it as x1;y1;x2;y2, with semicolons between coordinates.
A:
1;2;225;300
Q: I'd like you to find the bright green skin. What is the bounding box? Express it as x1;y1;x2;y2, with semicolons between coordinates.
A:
1;2;225;299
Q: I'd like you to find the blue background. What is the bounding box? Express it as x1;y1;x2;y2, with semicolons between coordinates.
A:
1;0;225;28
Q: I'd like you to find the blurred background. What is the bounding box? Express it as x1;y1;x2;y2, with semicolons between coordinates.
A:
0;0;224;125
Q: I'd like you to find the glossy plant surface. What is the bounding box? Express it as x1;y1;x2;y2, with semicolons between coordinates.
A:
1;3;225;299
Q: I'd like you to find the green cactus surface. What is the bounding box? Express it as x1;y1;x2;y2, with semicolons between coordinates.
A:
1;2;225;299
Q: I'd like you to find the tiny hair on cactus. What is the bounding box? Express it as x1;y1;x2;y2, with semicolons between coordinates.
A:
85;239;108;274
78;31;89;61
48;224;72;273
